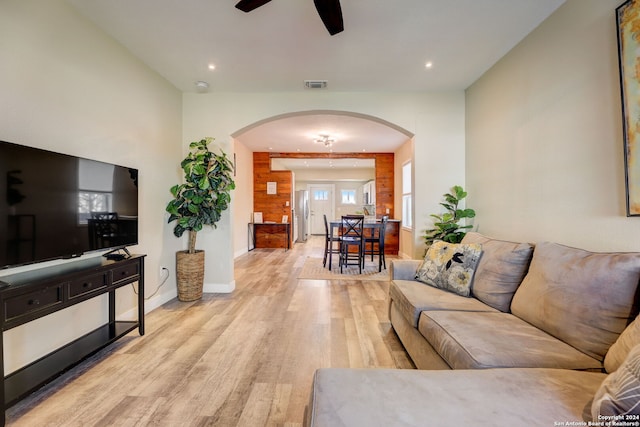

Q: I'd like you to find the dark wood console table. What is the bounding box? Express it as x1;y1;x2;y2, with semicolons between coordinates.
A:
0;254;145;426
248;222;291;251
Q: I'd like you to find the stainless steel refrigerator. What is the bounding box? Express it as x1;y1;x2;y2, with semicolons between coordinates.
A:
296;190;309;242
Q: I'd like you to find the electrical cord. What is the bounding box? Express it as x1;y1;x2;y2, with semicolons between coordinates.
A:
131;267;169;300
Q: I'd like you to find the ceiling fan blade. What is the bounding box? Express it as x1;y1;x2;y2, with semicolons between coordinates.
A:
313;0;344;35
235;0;273;13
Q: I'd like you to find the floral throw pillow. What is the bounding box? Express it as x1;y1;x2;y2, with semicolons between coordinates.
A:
591;344;640;419
415;241;483;297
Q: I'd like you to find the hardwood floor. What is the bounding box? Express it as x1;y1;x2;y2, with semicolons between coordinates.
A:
6;236;413;426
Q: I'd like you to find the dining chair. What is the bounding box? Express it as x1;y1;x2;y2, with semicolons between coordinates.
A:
339;215;365;273
363;215;388;272
323;214;341;270
90;211;120;248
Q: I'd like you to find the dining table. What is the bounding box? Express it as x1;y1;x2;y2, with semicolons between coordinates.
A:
328;218;384;255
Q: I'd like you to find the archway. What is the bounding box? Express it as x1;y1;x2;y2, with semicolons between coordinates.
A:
232;109;413;253
231;109;414;143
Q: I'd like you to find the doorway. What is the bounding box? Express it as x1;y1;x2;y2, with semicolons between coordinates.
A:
308;184;335;235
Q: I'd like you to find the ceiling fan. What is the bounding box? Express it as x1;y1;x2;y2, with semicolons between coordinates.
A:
235;0;344;36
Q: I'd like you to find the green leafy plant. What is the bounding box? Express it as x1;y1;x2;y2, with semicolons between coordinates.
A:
166;138;235;253
424;185;476;247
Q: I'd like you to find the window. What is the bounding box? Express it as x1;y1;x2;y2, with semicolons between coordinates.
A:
341;189;356;204
77;159;115;224
402;161;412;228
78;191;113;224
313;190;329;201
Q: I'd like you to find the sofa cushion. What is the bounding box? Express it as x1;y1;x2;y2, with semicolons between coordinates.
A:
461;232;534;312
418;311;602;370
390;259;422;280
306;367;606;427
511;241;640;361
415;241;482;297
605;315;640;373
389;279;497;328
592;344;640;418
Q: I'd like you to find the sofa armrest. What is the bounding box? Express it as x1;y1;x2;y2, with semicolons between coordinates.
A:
390;260;422;280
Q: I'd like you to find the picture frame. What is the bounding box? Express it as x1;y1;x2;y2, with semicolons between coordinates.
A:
267;181;277;195
617;0;640;215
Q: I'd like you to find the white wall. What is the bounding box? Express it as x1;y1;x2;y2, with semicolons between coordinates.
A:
297;179;371;217
0;0;183;373
184;92;466;266
413;95;467;258
232;140;254;258
466;0;639;252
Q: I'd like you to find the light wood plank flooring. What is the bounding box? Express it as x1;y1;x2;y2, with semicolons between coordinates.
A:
6;236;413;426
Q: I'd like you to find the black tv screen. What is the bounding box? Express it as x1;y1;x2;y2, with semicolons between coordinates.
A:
0;140;138;269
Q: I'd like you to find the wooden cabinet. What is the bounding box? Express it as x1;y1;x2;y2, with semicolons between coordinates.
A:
0;255;146;426
384;220;400;255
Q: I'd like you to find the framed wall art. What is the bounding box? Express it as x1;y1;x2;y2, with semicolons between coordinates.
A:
617;0;640;215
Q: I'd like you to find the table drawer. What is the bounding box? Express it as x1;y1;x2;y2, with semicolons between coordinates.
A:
68;273;108;299
4;285;63;322
112;263;140;285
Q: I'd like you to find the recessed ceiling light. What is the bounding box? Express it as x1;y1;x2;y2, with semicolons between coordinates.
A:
425;61;433;69
208;64;216;70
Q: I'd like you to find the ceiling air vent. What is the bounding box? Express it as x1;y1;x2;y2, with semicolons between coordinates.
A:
304;80;328;89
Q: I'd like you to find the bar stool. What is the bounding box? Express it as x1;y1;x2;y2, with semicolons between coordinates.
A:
339;215;365;273
323;214;341;270
363;215;388;272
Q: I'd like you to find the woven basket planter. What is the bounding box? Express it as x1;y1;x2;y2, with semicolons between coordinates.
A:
176;250;205;301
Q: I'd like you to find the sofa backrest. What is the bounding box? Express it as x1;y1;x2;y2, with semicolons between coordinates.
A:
511;241;640;361
461;232;534;312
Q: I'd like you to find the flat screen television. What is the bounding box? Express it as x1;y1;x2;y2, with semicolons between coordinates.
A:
0;140;138;269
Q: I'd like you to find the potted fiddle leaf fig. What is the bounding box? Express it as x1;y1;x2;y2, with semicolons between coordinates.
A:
424;185;476;248
166;137;235;301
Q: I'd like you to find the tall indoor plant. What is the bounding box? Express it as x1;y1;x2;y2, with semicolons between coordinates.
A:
424;185;476;247
166;137;235;301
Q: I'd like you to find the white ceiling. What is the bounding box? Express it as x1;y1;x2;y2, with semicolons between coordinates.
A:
65;0;566;162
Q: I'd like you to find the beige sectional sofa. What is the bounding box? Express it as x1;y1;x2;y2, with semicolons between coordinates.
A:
305;233;640;426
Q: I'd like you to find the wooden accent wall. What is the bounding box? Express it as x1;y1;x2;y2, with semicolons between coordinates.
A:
271;152;395;219
253;152;395;249
374;153;394;219
253;152;293;249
